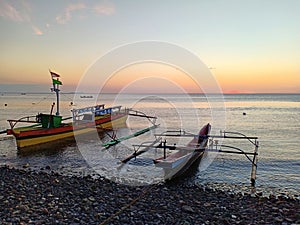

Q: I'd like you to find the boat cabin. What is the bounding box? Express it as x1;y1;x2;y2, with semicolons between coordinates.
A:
72;105;123;122
36;113;62;128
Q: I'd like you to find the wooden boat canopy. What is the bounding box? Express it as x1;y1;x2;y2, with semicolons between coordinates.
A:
72;105;124;122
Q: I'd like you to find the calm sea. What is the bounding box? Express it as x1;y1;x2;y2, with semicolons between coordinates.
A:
0;93;299;198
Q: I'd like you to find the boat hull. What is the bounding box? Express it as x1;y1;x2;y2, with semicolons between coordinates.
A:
155;123;211;181
9;113;128;153
163;150;204;180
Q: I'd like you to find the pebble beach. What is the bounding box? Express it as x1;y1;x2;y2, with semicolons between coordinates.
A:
0;165;299;225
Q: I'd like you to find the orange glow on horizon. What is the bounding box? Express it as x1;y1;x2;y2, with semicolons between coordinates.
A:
214;63;300;94
100;63;203;93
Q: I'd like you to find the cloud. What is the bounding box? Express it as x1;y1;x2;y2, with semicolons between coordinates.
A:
0;0;43;36
32;25;43;35
93;2;115;15
56;2;115;24
0;0;30;22
56;3;86;24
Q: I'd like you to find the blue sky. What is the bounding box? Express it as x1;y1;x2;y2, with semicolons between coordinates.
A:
0;0;299;93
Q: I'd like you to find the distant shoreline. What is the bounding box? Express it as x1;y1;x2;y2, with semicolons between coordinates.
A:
1;92;300;95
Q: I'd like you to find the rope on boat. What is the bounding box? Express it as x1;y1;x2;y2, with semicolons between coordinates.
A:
98;184;155;225
21;93;53;116
99;126;118;142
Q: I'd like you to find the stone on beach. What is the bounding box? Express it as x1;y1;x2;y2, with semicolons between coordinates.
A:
0;165;299;225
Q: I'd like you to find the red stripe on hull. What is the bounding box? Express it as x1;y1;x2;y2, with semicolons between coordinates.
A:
12;113;127;140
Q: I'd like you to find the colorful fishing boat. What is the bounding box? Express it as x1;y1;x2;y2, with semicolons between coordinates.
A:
6;71;128;153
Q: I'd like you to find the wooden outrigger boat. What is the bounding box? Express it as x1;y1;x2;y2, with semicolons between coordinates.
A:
153;123;211;180
5;71;129;153
118;123;211;181
105;123;259;185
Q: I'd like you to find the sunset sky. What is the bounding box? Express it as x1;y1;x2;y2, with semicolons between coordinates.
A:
0;0;299;93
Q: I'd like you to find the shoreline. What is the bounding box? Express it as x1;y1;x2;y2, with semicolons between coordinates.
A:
0;165;299;224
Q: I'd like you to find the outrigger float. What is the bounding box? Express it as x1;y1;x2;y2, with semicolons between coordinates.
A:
4;71;131;153
102;123;259;186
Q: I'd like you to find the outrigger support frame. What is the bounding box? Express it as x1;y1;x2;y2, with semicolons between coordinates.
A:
104;124;260;186
122;138;162;164
154;129;260;186
251;139;259;186
8;116;41;129
128;109;157;125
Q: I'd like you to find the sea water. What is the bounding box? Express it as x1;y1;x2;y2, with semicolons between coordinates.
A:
0;93;299;197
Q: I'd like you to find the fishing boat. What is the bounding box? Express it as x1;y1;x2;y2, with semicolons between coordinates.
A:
153;123;211;180
5;71;129;153
116;123;211;181
109;123;259;185
80;95;93;99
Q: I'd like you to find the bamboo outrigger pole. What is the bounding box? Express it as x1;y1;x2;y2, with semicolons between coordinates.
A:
250;140;259;186
102;124;158;149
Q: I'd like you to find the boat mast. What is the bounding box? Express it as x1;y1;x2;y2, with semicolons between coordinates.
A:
49;70;62;116
53;82;60;116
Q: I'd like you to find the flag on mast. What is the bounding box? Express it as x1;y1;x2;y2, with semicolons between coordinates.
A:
52;79;62;85
49;70;62;85
50;70;60;78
